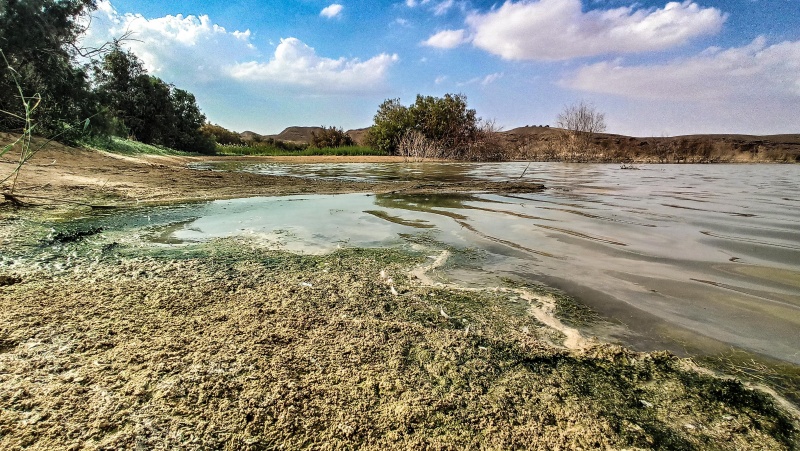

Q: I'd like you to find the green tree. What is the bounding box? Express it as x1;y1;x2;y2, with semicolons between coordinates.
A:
0;0;99;141
310;126;353;148
365;94;479;158
94;46;214;153
365;98;412;154
200;123;242;145
92;44;145;135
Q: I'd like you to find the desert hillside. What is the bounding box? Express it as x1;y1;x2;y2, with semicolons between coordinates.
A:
245;125;799;162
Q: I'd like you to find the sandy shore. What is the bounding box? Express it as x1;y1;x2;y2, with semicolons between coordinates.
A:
1;141;540;207
1;140;798;449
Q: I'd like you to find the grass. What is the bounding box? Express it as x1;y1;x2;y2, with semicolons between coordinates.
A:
82;136;196;156
84;138;389;158
217;144;387;157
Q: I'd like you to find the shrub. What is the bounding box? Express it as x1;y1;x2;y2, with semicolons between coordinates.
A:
555;100;606;161
365;93;482;159
201;123;242;145
310;126;353;148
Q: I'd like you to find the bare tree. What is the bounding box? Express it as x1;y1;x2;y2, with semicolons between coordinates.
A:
397;129;439;161
464;118;505;161
556;100;606;161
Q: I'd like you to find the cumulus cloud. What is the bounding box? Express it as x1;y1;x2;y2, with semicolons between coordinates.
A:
229;38;399;93
422;29;468;49
320;4;344;18
465;0;726;60
81;1;396;93
563;37;800;101
79;1;257;81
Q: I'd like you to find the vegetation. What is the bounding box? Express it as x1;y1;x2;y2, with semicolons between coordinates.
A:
1;52;42;197
1;2;215;157
365;94;502;160
310;126;354;148
217;144;386;157
200;123;242;146
93;46;215;154
0;0;99;143
555;100;607;161
83;135;194;156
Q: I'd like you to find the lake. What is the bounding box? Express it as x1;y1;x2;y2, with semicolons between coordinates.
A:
47;162;800;364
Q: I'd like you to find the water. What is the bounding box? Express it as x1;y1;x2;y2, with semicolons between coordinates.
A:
44;163;800;364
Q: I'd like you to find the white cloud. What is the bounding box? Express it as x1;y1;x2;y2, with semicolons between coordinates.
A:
435;75;448;84
456;72;504;86
422;29;468;49
320;4;344;19
406;0;431;7
229;38;399;93
564;37;800;101
81;1;397;94
481;72;504;85
433;0;455;16
80;1;257;81
465;0;726;60
564;37;800;135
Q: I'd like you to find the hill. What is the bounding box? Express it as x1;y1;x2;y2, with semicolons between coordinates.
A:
502;127;800;162
238;125;800;162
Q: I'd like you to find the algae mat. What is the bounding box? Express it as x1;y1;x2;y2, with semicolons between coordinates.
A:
0;236;797;450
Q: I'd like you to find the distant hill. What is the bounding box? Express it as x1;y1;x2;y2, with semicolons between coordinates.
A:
239;127;324;144
501;127;800;162
238;124;799;162
240;126;370;146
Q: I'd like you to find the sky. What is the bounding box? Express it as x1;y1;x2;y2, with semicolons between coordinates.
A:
80;0;800;137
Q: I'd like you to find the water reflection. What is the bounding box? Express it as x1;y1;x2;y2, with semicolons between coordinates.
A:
103;163;800;365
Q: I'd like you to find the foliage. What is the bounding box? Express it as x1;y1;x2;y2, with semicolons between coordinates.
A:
1;53;41;194
366;94;483;159
0;0;99;142
310;126;353;148
83;135;194;156
200;123;242;145
1;50;93;199
216;144;385;157
93;45;215;154
365;98;414;154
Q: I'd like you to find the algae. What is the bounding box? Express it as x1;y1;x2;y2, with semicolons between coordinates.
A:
0;236;797;449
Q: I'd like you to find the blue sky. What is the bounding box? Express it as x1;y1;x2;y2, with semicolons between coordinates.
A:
82;0;800;136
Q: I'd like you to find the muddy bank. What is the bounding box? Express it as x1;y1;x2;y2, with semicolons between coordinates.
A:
1;138;798;449
0;140;543;208
0;233;798;449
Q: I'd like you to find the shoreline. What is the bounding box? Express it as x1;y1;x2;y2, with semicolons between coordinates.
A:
1;142;799;448
1;235;797;448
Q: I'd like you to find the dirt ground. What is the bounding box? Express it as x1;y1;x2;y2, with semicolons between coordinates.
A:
1;140;799;449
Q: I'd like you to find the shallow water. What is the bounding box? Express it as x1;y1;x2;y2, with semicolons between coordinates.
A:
33;162;800;364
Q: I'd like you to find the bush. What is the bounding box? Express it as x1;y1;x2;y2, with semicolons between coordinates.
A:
365;94;482;159
555;100;606;161
310;126;353;148
201;123;242;145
